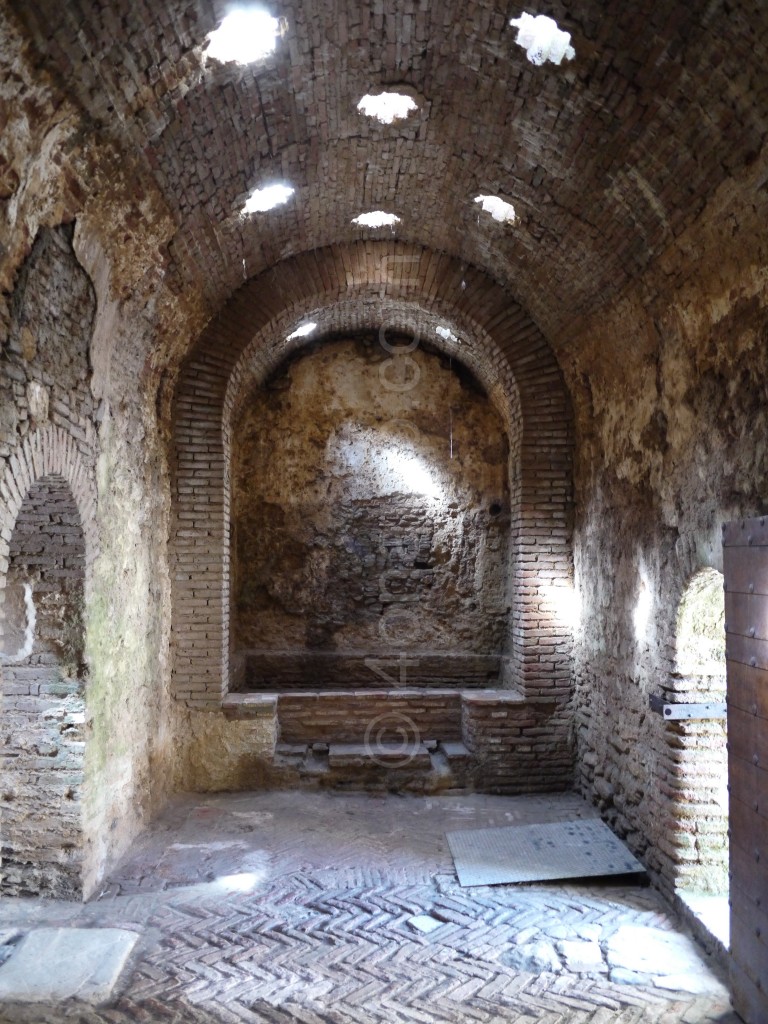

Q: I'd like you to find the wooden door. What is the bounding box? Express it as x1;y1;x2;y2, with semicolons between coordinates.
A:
724;517;768;1022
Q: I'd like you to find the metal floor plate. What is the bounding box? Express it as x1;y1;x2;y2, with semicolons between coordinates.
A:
446;818;645;887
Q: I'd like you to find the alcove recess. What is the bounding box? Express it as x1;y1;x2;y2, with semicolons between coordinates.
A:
229;333;512;692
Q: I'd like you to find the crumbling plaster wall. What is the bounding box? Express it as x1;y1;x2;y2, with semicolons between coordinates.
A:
0;6;209;895
562;153;768;895
0;217;181;897
232;336;510;687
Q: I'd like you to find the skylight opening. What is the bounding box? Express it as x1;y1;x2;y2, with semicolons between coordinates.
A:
243;182;294;214
286;321;317;341
509;13;575;66
357;92;419;125
474;195;517;224
436;326;460;345
352;211;400;228
206;7;280;65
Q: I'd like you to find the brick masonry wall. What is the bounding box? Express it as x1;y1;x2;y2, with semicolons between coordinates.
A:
277;691;463;746
0;433;98;898
566;153;768;898
652;671;728;896
6;478;86;665
0;226;97;461
171;242;574;722
0;225;100;898
178;686;574;795
0;427;99;636
2;476;87;898
241;654;502;692
462;692;572;793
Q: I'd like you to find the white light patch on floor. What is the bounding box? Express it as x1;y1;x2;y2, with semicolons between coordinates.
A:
243;183;294;214
214;871;265;893
206;8;280;65
474;195;516;224
408;914;443;934
0;928;138;1003
286;321;317;341
678;891;730;948
357;92;418;124
447;818;645;886
352;211;400;228
605;925;728;996
509;13;575;66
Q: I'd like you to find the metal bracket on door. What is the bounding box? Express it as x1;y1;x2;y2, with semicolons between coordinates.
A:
649;694;727;720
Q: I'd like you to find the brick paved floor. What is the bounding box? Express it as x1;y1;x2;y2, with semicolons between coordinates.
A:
0;791;739;1023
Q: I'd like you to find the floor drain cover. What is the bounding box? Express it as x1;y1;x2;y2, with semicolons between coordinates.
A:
447;818;645;886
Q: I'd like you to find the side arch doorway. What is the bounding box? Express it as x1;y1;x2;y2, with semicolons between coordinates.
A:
670;568;728;897
1;474;88;898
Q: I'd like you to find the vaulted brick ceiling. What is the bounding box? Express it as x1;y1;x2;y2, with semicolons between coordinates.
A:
13;0;768;346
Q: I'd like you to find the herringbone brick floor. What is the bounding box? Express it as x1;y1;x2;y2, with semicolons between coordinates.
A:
0;792;738;1023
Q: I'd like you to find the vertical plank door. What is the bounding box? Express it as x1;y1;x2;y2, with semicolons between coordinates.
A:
723;517;768;1022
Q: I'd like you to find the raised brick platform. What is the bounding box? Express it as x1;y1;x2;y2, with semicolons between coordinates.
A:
219;688;574;794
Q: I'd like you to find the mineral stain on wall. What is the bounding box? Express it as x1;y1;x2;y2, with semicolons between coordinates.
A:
231;335;511;690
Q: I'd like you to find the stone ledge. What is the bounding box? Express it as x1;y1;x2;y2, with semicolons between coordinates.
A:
440;741;471;763
256;688;526;702
328;742;432;769
222;693;278;719
461;689;527;704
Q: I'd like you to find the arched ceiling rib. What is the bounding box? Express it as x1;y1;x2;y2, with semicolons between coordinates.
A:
224;297;523;440
186;242;565;453
10;0;768;349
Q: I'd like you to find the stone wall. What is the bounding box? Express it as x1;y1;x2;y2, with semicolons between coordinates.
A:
0;216;183;898
231;336;510;688
565;155;768;896
2;476;86;897
0;225;97;897
0;225;96;458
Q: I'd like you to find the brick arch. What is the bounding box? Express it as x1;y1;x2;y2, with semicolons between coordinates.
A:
0;423;99;597
0;425;97;897
224;298;522;439
171;241;573;706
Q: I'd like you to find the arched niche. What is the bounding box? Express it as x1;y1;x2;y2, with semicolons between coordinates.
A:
1;475;87;898
170;242;574;707
229;332;511;689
